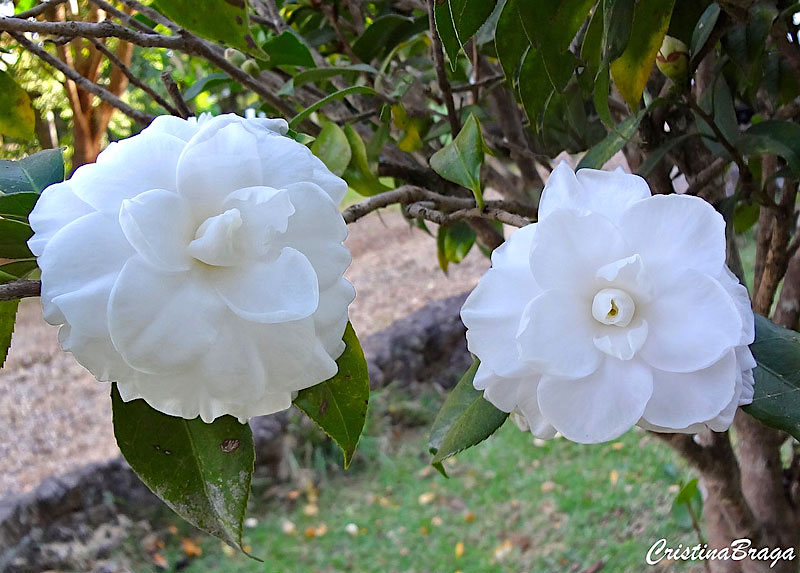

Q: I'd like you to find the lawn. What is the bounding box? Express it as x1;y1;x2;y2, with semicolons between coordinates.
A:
116;385;706;573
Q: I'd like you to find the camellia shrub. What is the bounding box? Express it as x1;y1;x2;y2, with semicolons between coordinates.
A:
1;0;799;570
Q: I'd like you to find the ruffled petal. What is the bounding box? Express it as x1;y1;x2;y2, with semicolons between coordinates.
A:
28;181;94;256
108;257;226;374
618;194;726;277
119;189;194;272
639;270;742;373
595;254;654;303
222;186;295;259
516;290;602;378
719;267;755;345
642;350;737;429
211;247;319;323
538;358;653;443
593;318;648;360
144;115;200;141
530;209;630;295
314;278;355;357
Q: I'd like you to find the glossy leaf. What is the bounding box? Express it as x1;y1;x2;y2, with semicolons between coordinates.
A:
278;64;377;96
518;49;552;128
262;30;315;67
0;149;65;194
294;323;370;469
353;14;424;63
153;0;265;58
744;315;800;441
183;73;229;101
429;360;508;469
610;0;675;109
0;192;39;222
111;384;256;554
495;0;528;84
580;4;604;75
311;122;352;177
434;0;498;67
342;124;392;197
430;114;486;208
0;70;35;141
602;0;635;63
690;3;720;60
738;120;800;177
577;110;646;170
443;221;476;264
288;86;376;129
0;219;33;259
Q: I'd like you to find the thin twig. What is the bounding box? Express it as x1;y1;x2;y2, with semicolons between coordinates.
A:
684;157;728;196
88;37;178;115
160;71;192;118
0;280;41;302
12;0;68;20
426;0;460;136
87;0;154;34
451;73;504;93
9;31;155;125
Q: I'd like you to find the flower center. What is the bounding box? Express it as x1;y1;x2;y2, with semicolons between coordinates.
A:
187;208;244;267
591;288;635;327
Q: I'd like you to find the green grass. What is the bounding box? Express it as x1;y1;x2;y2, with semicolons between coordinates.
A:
117;387;705;573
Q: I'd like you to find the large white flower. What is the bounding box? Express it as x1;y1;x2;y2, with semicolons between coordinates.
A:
461;163;755;443
29;114;355;423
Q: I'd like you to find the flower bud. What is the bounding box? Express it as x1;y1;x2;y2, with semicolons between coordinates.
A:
224;48;246;66
656;36;689;83
241;58;261;77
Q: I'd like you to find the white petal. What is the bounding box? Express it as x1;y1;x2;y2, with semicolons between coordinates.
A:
516;383;558;439
119;189;194;272
72;131;185;213
489;223;538;269
108;257;225;374
639;270;742;373
619;194;726;277
314;279;355;357
538;358;653;443
593;318;649;360
642;350;737;429
144;115;200;141
538;162;584;221
529;209;630;295
516;290;602;378
38;212;132;336
483;375;522;412
28;181;94;256
719;267;755;345
595;254;654;303
212;247;319;323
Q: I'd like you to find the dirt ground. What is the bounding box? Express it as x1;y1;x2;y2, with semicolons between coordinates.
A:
0;211;490;496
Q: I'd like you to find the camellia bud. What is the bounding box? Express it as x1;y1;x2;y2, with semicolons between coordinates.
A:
224;47;246;66
241;58;261;77
656;36;689;83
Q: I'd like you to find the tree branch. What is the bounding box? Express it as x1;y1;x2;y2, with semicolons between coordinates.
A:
0;280;41;302
160;71;192;118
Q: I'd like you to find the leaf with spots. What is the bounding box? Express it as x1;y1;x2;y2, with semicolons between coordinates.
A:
111;384;257;557
294;322;370;469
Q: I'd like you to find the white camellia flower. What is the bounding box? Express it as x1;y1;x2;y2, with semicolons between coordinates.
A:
461;163;755;443
29;114;355;423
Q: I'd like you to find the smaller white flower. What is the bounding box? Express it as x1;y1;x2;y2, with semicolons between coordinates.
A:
461;163;755;444
29;114;355;423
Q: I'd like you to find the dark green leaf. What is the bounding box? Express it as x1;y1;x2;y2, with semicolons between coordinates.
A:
494;0;528;84
429;360;509;467
0;149;65;194
690;3;720;60
183;73;230;101
353;14;423;63
744;315;800;440
738;120;800;177
0;219;33;259
0;192;39;222
0;70;35;141
262;30;315;67
342;125;392;197
580;4;604;75
436;226;450;274
733;202;759;233
310;122;352;177
609;0;675;109
593;65;613;127
602;0;635;63
294;323;369;469
111;384;256;554
288;86;376;129
443;221;476;264
0;300;19;368
278;64;377;97
434;0;499;66
638;132;697;177
153;0;265;58
518;48;552;128
577;109;646;170
0;259;38;279
429;114;486;208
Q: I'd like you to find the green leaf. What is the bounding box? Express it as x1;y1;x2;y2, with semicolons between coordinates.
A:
733;202;759;233
342;124;392;197
434;0;499;67
738;120;800;177
0;149;65;194
744;315;800;440
690;3;720;60
593;64;613;127
577;109;646;170
0;219;33;259
0;192;39;222
311;122;352;177
675;478;699;505
288;86;376;129
495;0;529;84
153;0;265;58
0;70;35;141
428;360;508;468
0;300;19;368
609;0;675;109
0;259;38;279
429;114;486;208
638;132;697;177
443;220;476;264
518;48;553;128
278;64;377;97
293;323;370;469
580;3;604;75
111;384;256;554
183;73;230;101
262;30;315;67
352;14;426;63
602;0;635;63
436;226;450;275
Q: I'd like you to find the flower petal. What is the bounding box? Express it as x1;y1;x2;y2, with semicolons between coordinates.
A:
642;350;737;429
108;257;225;374
719;267;755;345
28;181;94;257
639;270;742;372
530;209;630;294
593;318;648;360
119;189;194;272
212;247;319;323
314;278;355;357
538;358;653;443
516;290;602;378
618;194;726;277
595;254;654;303
516;383;558;439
